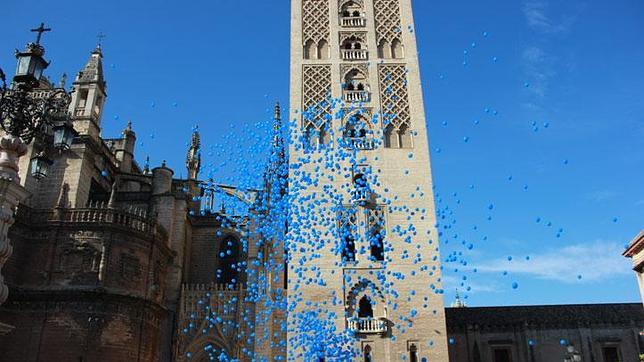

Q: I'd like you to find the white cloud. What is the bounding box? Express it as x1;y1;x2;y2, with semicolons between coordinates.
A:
523;1;572;34
585;190;619;203
475;240;631;283
522;46;556;98
442;275;501;294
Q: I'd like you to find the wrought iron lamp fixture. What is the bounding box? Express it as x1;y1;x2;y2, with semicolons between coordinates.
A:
0;23;76;180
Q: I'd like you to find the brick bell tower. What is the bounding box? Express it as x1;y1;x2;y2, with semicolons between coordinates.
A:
288;0;448;361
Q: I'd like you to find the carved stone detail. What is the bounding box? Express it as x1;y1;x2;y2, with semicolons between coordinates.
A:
374;0;403;44
302;65;332;132
378;64;411;130
340;63;369;80
0;178;29;307
302;0;330;45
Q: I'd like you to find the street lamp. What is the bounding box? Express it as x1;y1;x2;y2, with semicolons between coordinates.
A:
564;345;582;362
29;151;52;180
0;23;74;182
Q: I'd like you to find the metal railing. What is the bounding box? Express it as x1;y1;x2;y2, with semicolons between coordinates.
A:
343;90;370;103
348;317;386;334
344;137;375;150
351;188;372;203
341;17;367;27
341;49;368;61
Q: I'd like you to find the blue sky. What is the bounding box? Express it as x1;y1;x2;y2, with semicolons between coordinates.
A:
2;0;642;307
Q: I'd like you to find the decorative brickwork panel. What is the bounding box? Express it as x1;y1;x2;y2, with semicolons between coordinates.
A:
302;65;332;145
374;0;403;43
302;0;330;44
378;64;411;130
340;63;369;80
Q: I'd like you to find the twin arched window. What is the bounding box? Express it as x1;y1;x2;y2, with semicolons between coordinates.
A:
378;39;404;59
384;123;413;149
304;39;330;60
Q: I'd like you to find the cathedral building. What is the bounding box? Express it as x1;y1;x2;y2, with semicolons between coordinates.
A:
0;1;642;362
0;38;286;361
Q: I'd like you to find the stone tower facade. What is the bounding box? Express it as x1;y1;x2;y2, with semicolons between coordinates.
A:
289;0;448;361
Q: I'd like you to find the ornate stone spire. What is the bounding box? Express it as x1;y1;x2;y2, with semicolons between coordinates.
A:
76;46;105;89
58;73;67;89
451;289;466;308
143;156;151;175
186;128;201;180
272;102;283;147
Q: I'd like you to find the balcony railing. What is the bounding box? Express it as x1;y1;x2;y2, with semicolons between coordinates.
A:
16;204;168;240
351;188;372;203
341;49;368;61
74;108;85;116
343;90;370;103
348;317;387;334
341;17;366;27
344;137;375;150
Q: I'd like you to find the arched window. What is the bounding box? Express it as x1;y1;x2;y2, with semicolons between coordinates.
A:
320;123;332;146
344;69;367;94
345;115;369;139
364;345;372;362
340;1;363;19
398;123;413;148
217;237;240;286
342;36;363;51
378;39;391;59
304;40;316;60
353;173;368;189
317;39;329;60
341;225;356;262
304;124;318;149
409;344;418;362
369;230;385;261
368;208;385;261
391;38;404;59
358;295;374;318
384;123;396;148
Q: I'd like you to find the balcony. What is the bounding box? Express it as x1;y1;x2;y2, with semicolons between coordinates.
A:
16;204;168;241
341;49;368;61
343;90;370;103
348;317;387;334
344;137;375;150
341;16;366;28
351;187;372;203
74;108;85;116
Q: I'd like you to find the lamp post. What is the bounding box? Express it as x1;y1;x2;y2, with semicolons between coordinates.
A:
0;23;76;335
564;345;582;362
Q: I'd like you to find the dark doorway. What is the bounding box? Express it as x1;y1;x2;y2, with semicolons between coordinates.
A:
493;348;511;362
602;347;620;362
358;295;374;318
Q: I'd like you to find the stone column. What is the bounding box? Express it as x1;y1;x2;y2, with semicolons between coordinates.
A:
0;135;30;335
